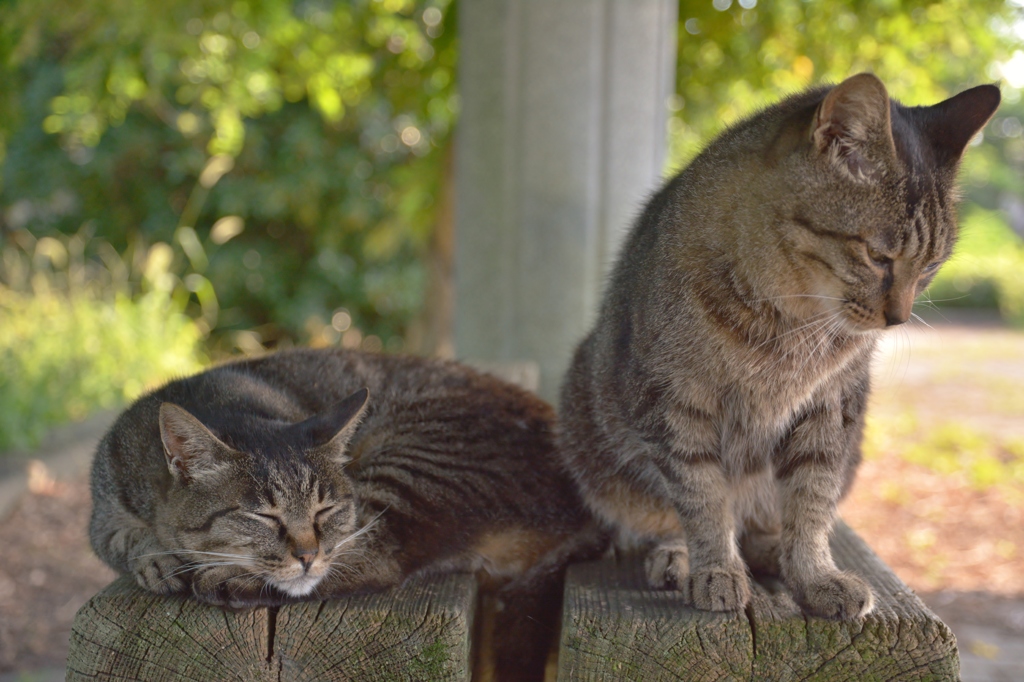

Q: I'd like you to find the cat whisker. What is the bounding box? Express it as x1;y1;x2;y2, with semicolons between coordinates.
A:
915;291;952;323
204;559;257;572
210;569;262;589
156;560;253;586
750;310;840;353
324;560;367;584
328;546;373;566
913;298;940;311
136;550;178;557
882;321;915;388
795;313;844;374
139;549;255;562
812;313;844;352
760;312;823;362
916;293;969;303
909;312;934;331
325;552;374;576
752;294;847;303
154;566;202;586
332;507;389;551
897;324;913;388
330;549;373;567
237;574;269;594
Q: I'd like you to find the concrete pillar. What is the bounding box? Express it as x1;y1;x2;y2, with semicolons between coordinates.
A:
455;0;678;401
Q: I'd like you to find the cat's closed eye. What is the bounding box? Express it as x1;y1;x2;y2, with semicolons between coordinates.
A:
314;505;339;522
252;512;283;525
864;244;892;269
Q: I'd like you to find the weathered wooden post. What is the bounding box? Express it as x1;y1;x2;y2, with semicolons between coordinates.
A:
455;0;678;402
67;573;477;681
557;522;960;681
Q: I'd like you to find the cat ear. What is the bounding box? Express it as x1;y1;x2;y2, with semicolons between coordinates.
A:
910;84;1001;167
158;403;230;484
292;388;370;464
811;72;897;180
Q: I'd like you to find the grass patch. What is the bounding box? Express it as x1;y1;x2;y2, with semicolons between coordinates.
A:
929;208;1024;325
0;231;204;452
865;411;1024;493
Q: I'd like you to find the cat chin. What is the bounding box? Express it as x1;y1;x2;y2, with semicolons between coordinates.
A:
273;574;324;597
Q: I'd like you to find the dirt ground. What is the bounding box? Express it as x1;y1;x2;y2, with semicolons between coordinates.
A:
0;471;115;678
838;312;1024;681
0;312;1022;680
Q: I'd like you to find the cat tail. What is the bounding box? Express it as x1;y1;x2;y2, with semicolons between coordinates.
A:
487;523;609;682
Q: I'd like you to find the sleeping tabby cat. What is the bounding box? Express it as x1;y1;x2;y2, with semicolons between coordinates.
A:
90;348;597;679
559;73;999;619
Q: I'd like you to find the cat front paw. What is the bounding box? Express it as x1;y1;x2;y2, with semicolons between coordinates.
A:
644;541;689;590
131;553;187;595
192;566;249;608
792;571;874;619
681;565;751;611
645;542;750;612
191;567;283;610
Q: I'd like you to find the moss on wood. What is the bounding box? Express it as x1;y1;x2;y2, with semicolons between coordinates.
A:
557;522;959;681
67;572;476;681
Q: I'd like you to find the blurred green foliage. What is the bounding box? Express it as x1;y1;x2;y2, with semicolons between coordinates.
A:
668;0;1022;168
865;411;1024;494
0;230;202;450
1;0;1022;351
0;0;1023;449
0;0;457;353
929;208;1024;325
904;422;1024;491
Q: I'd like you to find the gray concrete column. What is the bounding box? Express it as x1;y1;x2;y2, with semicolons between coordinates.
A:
455;0;678;401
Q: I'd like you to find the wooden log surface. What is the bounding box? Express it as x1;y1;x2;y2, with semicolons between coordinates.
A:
557;521;959;681
67;571;477;681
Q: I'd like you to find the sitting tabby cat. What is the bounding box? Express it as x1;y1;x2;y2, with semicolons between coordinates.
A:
90;348;598;679
559;73;999;619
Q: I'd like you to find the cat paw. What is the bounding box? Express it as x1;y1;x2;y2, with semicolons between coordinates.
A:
681;565;751;611
192;567;246;607
644;541;689;590
645;543;751;612
792;571;874;619
191;568;280;610
130;554;186;595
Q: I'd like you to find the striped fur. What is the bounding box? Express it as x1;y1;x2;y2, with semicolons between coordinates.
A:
90;348;598;680
558;74;999;619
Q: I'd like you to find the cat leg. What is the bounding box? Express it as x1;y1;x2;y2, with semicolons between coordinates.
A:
127;535;187;595
90;504;186;594
777;461;873;619
777;385;874;619
655;459;750;611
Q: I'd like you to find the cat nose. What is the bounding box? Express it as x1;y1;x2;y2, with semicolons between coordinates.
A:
293;548;318;571
884;293;913;327
884;311;907;327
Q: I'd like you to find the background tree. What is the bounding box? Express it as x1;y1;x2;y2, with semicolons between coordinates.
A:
0;0;1019;448
0;0;457;354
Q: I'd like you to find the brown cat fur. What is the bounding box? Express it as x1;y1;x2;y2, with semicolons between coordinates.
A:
558;74;999;619
90;348;601;680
